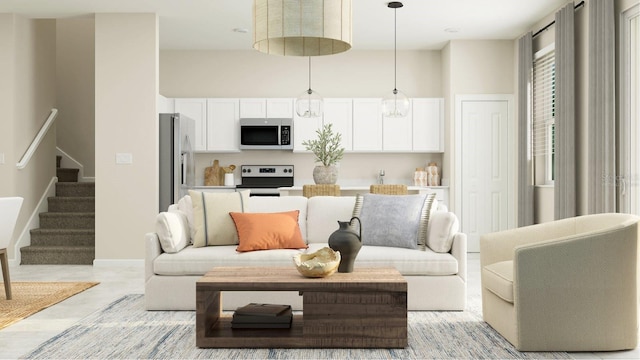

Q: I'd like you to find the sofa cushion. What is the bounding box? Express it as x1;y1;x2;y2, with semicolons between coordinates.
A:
427;211;459;253
352;193;436;250
247;196;308;243
230;211;307;252
155;211;190;253
306;196;357;244
189;190;250;247
177;195;195;242
306;243;458;276
153;245;305;275
483;260;514;303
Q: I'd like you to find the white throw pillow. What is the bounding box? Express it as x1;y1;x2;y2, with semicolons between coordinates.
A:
155;212;190;253
177;195;194;241
426;211;459;253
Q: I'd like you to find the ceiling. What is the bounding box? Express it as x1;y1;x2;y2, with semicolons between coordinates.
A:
0;0;567;50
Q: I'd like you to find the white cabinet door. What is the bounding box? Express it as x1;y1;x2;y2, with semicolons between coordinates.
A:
175;98;207;151
323;99;353;151
413;98;444;152
383;100;413;151
293;114;322;152
352;99;382;151
239;98;266;118
206;99;240;152
240;98;294;118
266;98;294;118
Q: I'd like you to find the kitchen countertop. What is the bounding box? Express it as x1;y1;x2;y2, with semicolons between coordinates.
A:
278;185;448;190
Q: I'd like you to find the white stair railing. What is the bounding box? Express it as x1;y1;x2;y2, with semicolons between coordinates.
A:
16;108;58;170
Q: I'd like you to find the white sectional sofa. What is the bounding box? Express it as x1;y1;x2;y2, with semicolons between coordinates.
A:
145;194;467;311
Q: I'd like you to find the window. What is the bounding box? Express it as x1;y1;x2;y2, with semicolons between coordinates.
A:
533;45;555;185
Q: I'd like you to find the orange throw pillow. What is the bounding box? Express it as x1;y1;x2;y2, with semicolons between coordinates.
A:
230;211;307;252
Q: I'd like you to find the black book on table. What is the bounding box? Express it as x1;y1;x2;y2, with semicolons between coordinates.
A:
230;321;292;329
234;303;291;317
233;308;293;324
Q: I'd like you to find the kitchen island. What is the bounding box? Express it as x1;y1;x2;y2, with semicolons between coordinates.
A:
278;186;448;207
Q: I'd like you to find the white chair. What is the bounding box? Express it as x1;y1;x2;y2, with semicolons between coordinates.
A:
0;197;23;300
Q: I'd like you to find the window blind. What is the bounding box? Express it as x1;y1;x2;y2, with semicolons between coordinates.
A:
533;51;555;156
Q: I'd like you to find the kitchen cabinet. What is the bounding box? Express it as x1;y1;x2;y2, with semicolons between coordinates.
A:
383;101;413;152
239;98;294;118
206;99;240;152
412;98;444;152
352;99;383;151
175;98;208;151
323;99;353;151
293;113;322;152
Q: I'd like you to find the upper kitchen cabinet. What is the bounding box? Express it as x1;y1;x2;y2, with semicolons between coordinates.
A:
206;99;240;152
175;98;207;151
240;98;294;118
383;101;413;152
293;113;322;152
412;98;444;152
352;99;383;151
323;98;353;151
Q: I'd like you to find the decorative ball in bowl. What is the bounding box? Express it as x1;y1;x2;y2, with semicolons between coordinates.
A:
293;247;341;278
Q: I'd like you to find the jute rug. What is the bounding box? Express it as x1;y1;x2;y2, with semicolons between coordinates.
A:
0;282;98;330
22;294;571;359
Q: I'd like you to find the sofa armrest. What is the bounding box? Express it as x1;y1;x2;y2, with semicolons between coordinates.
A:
145;232;162;282
450;232;467;281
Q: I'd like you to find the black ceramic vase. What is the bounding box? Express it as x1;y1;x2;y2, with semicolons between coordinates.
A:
328;217;362;273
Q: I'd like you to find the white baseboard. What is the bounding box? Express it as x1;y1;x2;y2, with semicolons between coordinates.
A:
12;177;57;264
56;147;94;182
93;259;144;267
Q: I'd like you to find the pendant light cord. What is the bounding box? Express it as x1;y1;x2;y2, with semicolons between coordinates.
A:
394;7;397;91
308;57;312;94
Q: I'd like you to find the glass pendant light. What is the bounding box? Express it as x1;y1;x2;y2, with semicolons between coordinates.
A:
382;1;410;118
296;57;323;118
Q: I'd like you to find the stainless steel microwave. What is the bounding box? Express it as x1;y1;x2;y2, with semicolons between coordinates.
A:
239;118;293;150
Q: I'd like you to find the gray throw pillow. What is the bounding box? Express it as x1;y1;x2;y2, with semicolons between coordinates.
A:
352;193;436;249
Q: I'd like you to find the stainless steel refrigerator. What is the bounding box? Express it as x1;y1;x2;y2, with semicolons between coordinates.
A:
159;113;195;212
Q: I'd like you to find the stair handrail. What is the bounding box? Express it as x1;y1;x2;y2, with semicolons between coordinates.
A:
16;108;58;170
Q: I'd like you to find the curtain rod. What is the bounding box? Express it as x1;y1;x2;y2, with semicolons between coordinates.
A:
532;0;585;38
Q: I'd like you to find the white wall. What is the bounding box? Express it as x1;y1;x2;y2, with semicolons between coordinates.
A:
95;13;158;261
56;16;95;178
0;15;57;258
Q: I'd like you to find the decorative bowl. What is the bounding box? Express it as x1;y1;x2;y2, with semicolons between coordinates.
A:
293;247;341;278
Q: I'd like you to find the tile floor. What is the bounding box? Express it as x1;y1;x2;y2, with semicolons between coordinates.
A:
0;254;638;359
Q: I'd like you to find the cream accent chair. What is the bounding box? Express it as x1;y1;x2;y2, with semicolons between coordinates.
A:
0;197;23;300
480;213;639;352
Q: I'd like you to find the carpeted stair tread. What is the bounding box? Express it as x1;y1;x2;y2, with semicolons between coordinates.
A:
30;228;95;246
39;212;95;230
56;182;95;197
21;246;94;265
47;196;95;212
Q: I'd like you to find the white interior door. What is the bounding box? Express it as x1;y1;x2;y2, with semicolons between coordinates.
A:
458;98;511;252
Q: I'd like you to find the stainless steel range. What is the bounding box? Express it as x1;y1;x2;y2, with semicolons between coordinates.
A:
235;165;294;196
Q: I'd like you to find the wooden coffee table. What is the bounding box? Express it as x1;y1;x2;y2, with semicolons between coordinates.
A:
196;266;407;348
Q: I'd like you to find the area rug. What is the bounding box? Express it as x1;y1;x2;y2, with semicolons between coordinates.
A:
22;294;570;359
0;282;99;330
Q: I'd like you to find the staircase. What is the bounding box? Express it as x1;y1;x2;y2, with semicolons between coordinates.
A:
20;156;95;265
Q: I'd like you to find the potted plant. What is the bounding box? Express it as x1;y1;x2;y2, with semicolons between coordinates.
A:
302;123;345;184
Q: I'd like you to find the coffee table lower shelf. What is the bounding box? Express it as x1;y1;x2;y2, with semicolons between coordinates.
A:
195;267;408;349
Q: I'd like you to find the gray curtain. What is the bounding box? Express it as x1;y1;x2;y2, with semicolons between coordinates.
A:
517;32;534;227
588;0;616;214
554;3;576;220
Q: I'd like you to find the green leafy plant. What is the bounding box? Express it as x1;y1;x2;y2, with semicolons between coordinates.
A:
302;123;345;166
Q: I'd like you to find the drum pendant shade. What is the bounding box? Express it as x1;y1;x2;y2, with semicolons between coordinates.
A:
253;0;352;56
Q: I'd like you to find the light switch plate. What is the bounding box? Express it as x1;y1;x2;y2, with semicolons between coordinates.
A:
115;153;133;164
0;152;4;164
